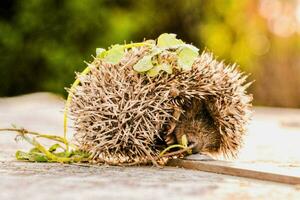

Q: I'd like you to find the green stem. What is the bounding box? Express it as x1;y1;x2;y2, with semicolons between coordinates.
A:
123;42;152;49
1;128;89;163
22;134;87;163
159;144;186;157
63;66;91;150
160;144;196;157
0;128;66;144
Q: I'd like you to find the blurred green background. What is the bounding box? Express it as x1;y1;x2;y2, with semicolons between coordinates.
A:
0;0;299;107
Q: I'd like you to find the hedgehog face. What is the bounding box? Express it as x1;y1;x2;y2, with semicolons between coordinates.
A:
174;119;221;154
173;99;221;154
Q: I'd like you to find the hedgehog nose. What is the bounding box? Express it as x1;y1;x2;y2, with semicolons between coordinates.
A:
188;141;200;154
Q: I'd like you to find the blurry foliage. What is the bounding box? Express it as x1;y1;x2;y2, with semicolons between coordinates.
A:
0;0;299;107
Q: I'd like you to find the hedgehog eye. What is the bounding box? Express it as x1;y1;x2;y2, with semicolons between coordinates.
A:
187;137;200;148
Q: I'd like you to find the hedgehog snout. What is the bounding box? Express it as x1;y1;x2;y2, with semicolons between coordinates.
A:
174;123;205;154
184;132;204;154
186;137;202;154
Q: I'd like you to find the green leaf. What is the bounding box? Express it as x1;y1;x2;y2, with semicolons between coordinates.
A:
16;150;48;162
104;45;125;64
48;143;61;152
183;44;199;52
157;33;184;48
133;55;154;72
16;150;30;160
147;63;173;77
177;45;199;71
147;65;161;77
53;150;73;158
29;147;41;153
181;134;188;147
181;134;192;154
53;152;68;157
30;152;49;162
96;48;106;58
65;150;73;158
150;47;163;56
144;39;156;45
161;63;173;74
72;150;90;158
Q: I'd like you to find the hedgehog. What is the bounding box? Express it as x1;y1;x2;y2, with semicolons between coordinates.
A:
68;33;252;166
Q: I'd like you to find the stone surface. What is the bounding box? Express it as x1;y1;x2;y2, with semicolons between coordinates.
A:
1;93;300;200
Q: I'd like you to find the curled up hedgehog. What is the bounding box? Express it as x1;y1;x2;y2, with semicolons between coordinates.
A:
67;33;252;166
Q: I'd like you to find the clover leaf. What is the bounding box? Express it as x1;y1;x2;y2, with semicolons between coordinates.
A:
104;45;125;64
133;55;154;72
147;63;173;77
157;33;184;48
96;48;106;58
161;63;173;74
147;65;161;77
177;45;199;71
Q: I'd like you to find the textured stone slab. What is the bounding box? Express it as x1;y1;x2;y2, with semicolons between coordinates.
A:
1;160;300;200
1;93;300;200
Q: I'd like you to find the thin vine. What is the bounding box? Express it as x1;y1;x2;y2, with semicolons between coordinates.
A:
0;127;89;163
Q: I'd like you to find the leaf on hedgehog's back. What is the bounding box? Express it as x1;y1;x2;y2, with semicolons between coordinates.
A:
150;46;163;57
147;65;161;77
161;63;173;74
157;33;184;48
103;44;125;64
133;55;154;72
178;45;199;71
145;39;156;45
147;63;172;77
96;48;106;58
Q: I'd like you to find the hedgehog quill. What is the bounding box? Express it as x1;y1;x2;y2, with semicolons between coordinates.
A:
0;33;252;166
